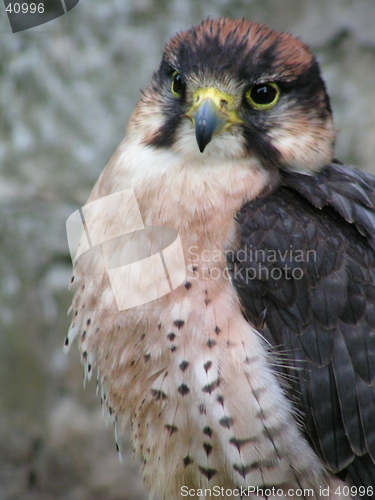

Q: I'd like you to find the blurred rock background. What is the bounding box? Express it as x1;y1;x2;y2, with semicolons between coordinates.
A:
0;0;374;499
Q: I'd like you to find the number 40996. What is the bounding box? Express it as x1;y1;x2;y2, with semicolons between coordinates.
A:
335;486;373;497
6;2;45;14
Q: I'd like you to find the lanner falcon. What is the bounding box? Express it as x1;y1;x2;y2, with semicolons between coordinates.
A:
66;18;375;500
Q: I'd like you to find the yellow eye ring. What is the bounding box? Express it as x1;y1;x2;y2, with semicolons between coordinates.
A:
171;71;185;98
246;83;280;110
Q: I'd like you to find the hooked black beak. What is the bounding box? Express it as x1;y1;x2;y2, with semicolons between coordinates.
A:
194;100;226;153
187;87;242;153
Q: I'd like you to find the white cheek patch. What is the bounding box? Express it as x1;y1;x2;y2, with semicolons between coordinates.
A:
269;116;335;173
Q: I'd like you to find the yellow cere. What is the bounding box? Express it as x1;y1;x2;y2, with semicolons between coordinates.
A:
187;87;243;128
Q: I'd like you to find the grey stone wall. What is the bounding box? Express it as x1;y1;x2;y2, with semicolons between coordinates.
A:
0;1;374;499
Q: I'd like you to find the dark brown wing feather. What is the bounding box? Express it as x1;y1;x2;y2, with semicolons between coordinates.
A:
228;162;375;493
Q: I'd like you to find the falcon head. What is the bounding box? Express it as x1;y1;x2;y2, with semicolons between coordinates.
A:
130;18;335;173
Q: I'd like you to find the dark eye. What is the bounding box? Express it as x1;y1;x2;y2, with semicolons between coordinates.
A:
246;83;280;110
171;71;185;98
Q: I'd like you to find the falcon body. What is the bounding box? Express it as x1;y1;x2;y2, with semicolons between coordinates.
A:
67;19;375;499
